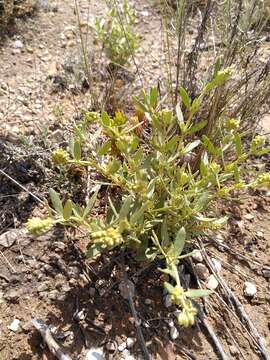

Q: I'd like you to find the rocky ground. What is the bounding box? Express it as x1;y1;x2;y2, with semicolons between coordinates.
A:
0;1;270;360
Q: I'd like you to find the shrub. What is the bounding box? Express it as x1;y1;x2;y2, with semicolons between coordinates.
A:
27;71;270;327
94;0;140;66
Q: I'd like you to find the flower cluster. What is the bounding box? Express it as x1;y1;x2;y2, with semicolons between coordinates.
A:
91;227;123;249
52;149;70;166
165;283;198;327
27;217;54;235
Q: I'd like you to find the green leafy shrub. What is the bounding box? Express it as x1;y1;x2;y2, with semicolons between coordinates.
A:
27;70;270;327
94;0;139;66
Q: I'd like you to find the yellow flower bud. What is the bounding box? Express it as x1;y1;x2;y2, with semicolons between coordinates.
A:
27;217;54;236
52;149;70;166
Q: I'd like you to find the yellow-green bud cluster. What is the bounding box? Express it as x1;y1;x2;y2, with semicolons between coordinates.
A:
168;285;198;327
177;301;198;327
27;217;54;235
91;227;123;249
224;118;240;131
250;135;266;152
209;162;221;174
255;173;270;189
52;149;70;166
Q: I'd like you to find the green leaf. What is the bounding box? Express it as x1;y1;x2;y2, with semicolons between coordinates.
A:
49;188;63;215
83;189;99;219
202;135;220;156
190;97;201;114
97;140;112;156
234;134;242;157
147;179;156;198
164;135;180;152
86;243;103;258
150;87;158;108
255;146;270;156
200;151;209;176
63;200;73;220
187;119;207;134
169;227;186;258
164;281;175;294
179;87;191;109
101;112;111;126
72;204;84;218
106;160;121;174
69;137;75;157
130;203;148;224
74;140;81;161
182;140;201;155
132;96;148;114
175;102;184;126
161;218;169;247
185;289;213;298
119;196;133;219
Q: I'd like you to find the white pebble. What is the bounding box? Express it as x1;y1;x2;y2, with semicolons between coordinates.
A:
164;294;172;308
211;258;222;273
85;348;105;360
8;319;20;332
118;342;126;352
192;250;203;262
244;282;257;297
170;325;179;340
166;319;174;328
145;298;152;305
206;274;219;290
13;40;24;49
195;263;209;280
126;337;136;349
106;341;116;352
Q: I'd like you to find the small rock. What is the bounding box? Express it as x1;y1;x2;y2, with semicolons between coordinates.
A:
4;289;21;302
126;337;136;349
192;250;203;262
85;348;105;360
164;294;172;308
170;325;179;340
48;290;59;300
262;269;270;278
256;231;264;238
37;283;49;292
195;263;209;280
244;214;254;220
211;258;222;273
119;280;135;299
106;341;116;352
8;319;20;332
13;40;24;49
118;342;126;352
0;229;19;248
166;319;174;328
244;282;257;297
206;275;219;290
145;298;152;305
229;345;239;355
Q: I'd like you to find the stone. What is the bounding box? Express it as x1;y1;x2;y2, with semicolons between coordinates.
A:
37;283;50;292
118;342;126;352
170;325;179;340
145;298;152;305
106;341;116;352
192;250;203;262
244;282;257;297
244;214;254;220
206;275;219;290
8;319;20;332
195;263;209;280
164;294;172;308
85;348;105;360
211;258;222;273
229;345;239;355
126;337;136;349
13;40;24;49
4;289;21;302
0;229;20;248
